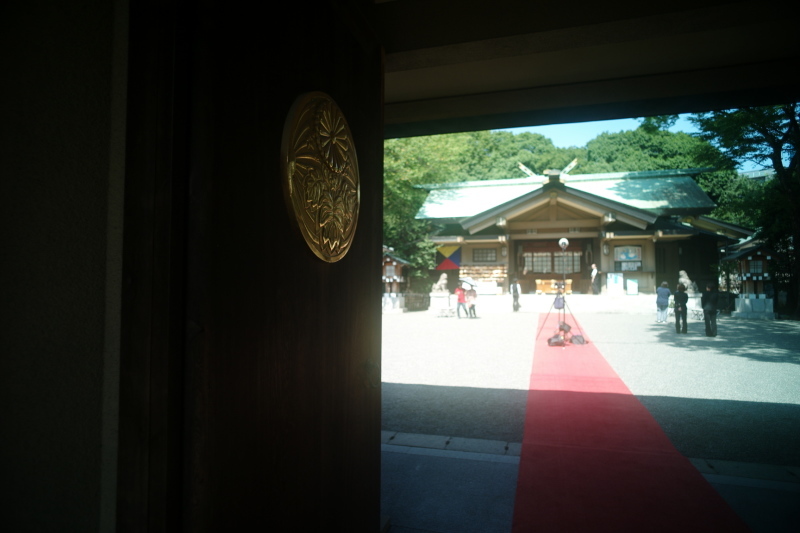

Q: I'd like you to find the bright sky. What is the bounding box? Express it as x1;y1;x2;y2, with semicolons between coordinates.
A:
497;114;697;148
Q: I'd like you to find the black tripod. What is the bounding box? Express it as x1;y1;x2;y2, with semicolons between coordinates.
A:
535;242;586;345
535;284;579;342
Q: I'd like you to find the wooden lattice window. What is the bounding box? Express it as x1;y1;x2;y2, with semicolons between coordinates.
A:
553;251;582;274
473;248;497;262
530;252;551;273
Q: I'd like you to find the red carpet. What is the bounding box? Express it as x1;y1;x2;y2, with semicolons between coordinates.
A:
512;314;749;532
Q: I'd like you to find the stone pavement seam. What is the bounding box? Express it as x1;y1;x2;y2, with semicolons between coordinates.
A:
382;431;521;457
383;432;800;486
381;443;521;465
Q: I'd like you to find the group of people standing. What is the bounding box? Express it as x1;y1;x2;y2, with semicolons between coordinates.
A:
656;281;719;337
458;274;720;337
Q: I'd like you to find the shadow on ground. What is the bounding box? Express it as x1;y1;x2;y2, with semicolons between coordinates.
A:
383;383;800;466
382;383;527;443
649;319;800;364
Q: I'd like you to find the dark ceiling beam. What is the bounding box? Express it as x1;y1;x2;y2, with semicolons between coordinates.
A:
370;1;800;138
384;60;800;138
371;0;737;53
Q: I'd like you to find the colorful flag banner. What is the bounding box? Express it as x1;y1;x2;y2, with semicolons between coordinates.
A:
435;246;461;270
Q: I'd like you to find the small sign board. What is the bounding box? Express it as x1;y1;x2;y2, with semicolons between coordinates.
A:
607;272;624;295
626;278;639;295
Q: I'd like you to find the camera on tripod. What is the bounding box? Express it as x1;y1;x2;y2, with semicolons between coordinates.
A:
537;236;586;347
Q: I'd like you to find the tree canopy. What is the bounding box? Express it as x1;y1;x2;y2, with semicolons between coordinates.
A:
690;104;800;314
382;134;470;285
582;128;706;173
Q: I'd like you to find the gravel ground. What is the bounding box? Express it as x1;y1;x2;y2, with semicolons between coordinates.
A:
382;294;800;466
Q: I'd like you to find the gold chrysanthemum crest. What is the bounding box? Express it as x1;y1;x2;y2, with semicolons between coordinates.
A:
281;92;360;262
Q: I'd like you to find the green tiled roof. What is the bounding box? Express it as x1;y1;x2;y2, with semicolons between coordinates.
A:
415;180;539;220
569;177;715;214
415;169;715;220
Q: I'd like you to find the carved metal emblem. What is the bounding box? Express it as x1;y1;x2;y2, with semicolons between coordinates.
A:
281;92;360;262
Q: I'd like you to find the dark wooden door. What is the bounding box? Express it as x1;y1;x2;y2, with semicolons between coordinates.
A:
183;2;383;530
656;241;681;290
118;1;383;530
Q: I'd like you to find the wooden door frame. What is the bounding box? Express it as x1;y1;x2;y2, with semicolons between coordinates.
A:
116;0;191;529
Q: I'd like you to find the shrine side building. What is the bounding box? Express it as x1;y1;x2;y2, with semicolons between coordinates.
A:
416;168;753;295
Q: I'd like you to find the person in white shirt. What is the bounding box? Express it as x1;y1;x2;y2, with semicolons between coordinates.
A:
511;278;521;311
590;264;600;295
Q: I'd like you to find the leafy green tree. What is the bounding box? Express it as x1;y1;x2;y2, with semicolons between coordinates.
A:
632;115;768;227
582;128;707;173
694;170;765;228
690;104;800;314
459;130;571;180
528;145;587;175
638;115;679;134
383;133;472;288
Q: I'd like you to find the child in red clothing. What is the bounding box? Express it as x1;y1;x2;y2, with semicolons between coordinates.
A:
455;285;468;318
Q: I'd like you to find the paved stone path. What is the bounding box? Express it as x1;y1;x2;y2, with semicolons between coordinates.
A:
382;294;800;466
381;294;800;532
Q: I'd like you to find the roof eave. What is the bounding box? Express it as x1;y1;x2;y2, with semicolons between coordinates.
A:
460;187;548;233
680;215;755;240
460;183;662;234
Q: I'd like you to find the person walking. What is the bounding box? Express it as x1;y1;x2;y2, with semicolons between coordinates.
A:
590;264;600;295
674;283;688;334
466;286;478;318
701;282;719;337
656;281;671;323
455;284;468;318
511;278;521;311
